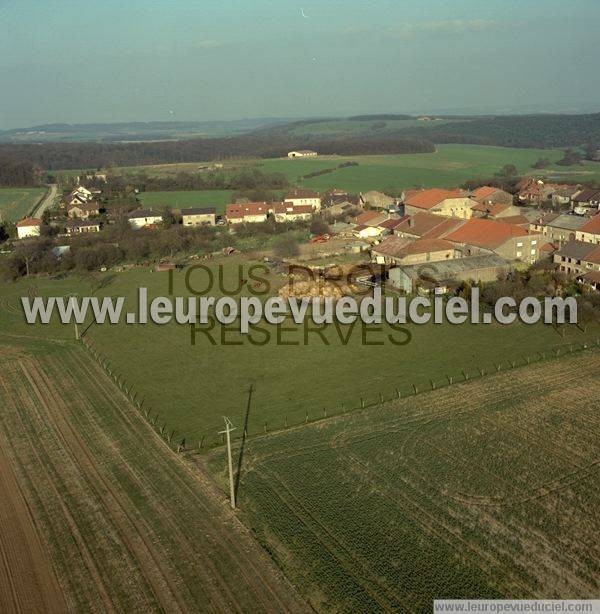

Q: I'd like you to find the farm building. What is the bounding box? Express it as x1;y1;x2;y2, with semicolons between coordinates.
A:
470;202;522;221
444;218;543;263
181;207;216;227
403;188;476;219
16;217;42;239
388;254;511;293
372;236;456;266
360;191;395;210
127;209;163;229
287;150;317;158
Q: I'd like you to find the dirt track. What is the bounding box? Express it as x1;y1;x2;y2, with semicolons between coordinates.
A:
0;343;308;613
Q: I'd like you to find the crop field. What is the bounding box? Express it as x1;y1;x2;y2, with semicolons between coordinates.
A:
0;339;307;613
214;351;600;612
0;187;45;222
138;189;234;214
0;259;597;448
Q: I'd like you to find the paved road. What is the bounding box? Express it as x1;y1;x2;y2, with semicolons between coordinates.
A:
32;184;58;217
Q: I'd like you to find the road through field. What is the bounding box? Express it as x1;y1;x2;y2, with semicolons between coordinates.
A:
31;184;57;217
0;343;308;613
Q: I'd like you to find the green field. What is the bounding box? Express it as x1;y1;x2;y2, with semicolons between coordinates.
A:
214;351;600;611
1;259;596;446
138;189;233;214
0;187;45;222
108;145;600;194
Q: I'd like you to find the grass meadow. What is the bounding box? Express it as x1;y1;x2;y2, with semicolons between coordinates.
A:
137;189;234;214
0;187;46;222
0;258;596;446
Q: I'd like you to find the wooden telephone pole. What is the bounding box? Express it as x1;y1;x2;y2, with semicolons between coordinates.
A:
219;417;237;509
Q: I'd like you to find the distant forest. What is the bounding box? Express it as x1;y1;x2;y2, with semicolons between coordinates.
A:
397;113;600;148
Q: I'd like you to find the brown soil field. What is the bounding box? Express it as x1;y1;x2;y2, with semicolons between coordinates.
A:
0;342;308;613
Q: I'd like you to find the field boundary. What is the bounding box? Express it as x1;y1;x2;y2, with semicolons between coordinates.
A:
190;338;600;451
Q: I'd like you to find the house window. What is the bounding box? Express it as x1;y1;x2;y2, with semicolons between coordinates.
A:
531;240;537;246
516;251;523;258
517;242;523;247
530;249;536;255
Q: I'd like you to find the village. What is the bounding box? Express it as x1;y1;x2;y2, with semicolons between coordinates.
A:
9;170;600;296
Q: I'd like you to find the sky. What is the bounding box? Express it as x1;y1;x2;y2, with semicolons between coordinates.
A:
1;0;600;129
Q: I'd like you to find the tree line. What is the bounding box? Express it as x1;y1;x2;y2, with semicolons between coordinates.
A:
0;155;40;186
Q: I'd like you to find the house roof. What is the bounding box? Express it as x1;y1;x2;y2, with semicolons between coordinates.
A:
392;254;510;281
572;188;600;203
404;188;465;210
354;210;387;226
67;220;100;228
471;202;511;217
496;214;530;226
378;217;405;230
472;186;499;200
226;202;271;219
16;217;42;227
582;270;600;284
540;242;559;253
555;240;598;261
68;201;98;211
445;218;530;250
373;237;454;259
547;214;588;231
578;215;600;235
180;207;216;216
394;212;464;238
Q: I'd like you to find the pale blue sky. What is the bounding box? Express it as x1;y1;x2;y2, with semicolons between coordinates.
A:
1;0;600;129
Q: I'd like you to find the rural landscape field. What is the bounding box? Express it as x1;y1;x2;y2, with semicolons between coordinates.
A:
3;0;600;610
0;259;597;446
0;187;45;222
0;338;307;612
210;351;600;612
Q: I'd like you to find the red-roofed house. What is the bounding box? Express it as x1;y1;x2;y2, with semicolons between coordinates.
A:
394;212;465;240
576;215;600;244
445;218;544;262
226;202;272;224
403;188;476;219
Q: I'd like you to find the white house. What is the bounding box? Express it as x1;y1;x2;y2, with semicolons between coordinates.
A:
16;218;42;239
284;189;322;211
287;150;317;158
127;209;163;229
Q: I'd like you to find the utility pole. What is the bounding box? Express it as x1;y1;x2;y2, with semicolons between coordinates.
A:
219;417;237;509
69;294;80;340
